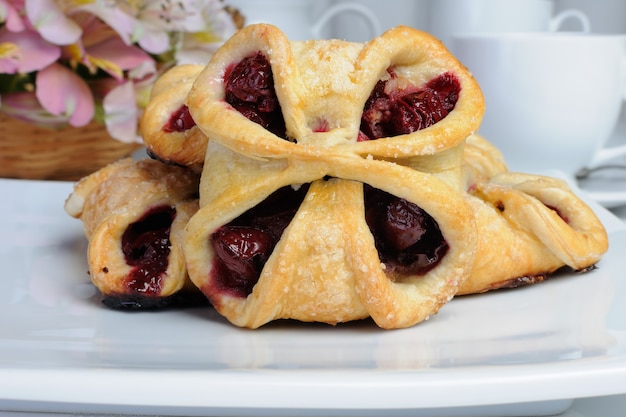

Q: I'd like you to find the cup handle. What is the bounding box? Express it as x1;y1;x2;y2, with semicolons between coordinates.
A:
590;144;626;166
311;2;382;40
548;9;591;33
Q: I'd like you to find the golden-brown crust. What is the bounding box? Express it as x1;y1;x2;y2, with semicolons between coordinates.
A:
183;24;484;328
65;158;200;304
187;25;484;163
463;134;508;183
187;24;308;161
140;64;208;170
459;139;609;295
184;142;477;329
344;26;484;159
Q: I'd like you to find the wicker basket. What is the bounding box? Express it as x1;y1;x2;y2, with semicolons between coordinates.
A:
0;113;142;181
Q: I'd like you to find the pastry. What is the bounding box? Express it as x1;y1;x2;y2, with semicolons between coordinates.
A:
463;133;509;181
183;24;485;329
460;134;609;295
66;23;608;330
140;64;208;170
65;158;201;308
141;23;484;174
184;144;478;329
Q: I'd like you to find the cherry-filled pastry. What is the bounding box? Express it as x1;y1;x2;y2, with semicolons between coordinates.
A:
66;24;609;330
65;158;201;309
460;135;608;295
141;64;208;171
183;24;481;329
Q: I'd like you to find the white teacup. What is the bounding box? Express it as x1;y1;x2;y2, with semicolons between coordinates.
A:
451;32;626;176
227;0;381;40
428;0;591;47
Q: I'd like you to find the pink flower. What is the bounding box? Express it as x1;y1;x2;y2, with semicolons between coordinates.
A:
0;39;20;72
174;0;238;65
65;15;154;80
1;90;71;128
70;1;139;48
0;0;26;32
24;0;82;45
61;16;156;141
102;80;138;142
0;26;60;73
0;0;237;144
36;62;94;126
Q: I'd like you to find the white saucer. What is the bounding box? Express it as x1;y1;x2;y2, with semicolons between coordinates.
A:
577;166;626;208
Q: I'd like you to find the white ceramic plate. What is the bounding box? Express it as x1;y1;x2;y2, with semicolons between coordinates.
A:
2;178;626;417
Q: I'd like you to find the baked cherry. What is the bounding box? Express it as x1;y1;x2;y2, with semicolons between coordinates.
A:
360;71;461;140
210;184;310;298
365;186;448;275
224;52;287;138
212;226;276;297
121;205;176;295
163;104;196;133
382;198;428;251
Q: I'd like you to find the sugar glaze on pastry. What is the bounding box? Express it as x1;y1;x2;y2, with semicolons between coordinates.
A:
183;24;485;329
65;158;201;308
140;64;207;171
460;134;609;295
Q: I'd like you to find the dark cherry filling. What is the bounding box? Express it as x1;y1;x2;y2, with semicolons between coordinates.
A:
364;185;448;276
224;52;287;139
163;104;196;133
546;204;570;224
360;71;461;140
209;184;310;298
209;182;448;299
121;205;176;295
212;226;275;297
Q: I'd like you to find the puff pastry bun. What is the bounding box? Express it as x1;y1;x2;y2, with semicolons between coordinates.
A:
141;64;208;170
65;158;201;308
183;24;485;329
460;135;609;295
